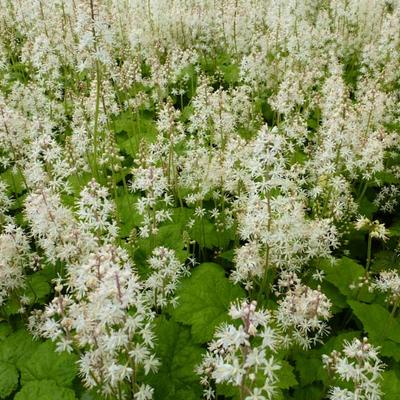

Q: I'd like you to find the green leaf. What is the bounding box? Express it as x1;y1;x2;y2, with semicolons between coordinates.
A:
14;380;76;400
320;257;364;298
319;281;347;312
2;293;22;316
276;360;297;389
80;390;103;400
215;382;238;399
294;356;323;386
220;63;240;85
291;385;324;400
388;220;400;237
358;196;378;219
381;370;400;400
68;173;92;196
294;331;360;387
318;331;360;356
371;250;400;272
0;361;18;398
216;358;296;400
23;273;51;304
172;263;245;343
0;330;40;369
218;249;235;262
348;301;400;343
374;171;399;185
190;218;235;249
0;168;26;195
319;257;373;302
115;191;142;237
137;223;188;263
20;341;78;387
147;318;203;400
135;207;194;263
115;111;158;158
379;340;400;362
0;324;12;341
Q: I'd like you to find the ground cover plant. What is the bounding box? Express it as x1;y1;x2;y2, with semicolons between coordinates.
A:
0;0;400;399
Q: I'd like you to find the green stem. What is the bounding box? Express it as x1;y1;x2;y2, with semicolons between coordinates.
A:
357;180;369;202
366;233;372;271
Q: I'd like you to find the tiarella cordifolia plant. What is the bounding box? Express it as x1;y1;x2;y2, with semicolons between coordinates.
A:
0;222;32;306
372;270;400;315
25;180;160;398
274;272;332;349
0;0;399;399
144;246;189;309
197;300;281;400
323;338;385;400
30;245;159;399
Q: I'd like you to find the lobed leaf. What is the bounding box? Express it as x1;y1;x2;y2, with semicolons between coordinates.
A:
172;263;245;343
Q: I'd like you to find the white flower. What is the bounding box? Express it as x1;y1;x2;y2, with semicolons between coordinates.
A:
323;338;384;400
373;270;400;304
134;384;154;400
276;280;332;349
198;300;281;399
245;387;267;400
144;247;189;309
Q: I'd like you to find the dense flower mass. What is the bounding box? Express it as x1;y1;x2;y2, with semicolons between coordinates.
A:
0;0;399;399
197;300;282;400
323;338;385;400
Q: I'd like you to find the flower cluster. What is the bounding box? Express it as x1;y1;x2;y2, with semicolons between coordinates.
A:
0;223;32;305
144;246;189;309
355;217;389;241
0;0;399;398
323;337;385;400
30;245;159;398
76;178;118;239
197;300;281;400
131;165;173;239
275;273;332;349
373;270;400;307
25;180;164;398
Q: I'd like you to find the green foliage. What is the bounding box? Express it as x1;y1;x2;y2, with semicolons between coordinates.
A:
14;380;76;400
319;257;364;297
190;218;235;249
291;385;324;400
137;223;188;263
0;362;18;398
294;331;360;388
295;355;325;386
20;341;78;387
381;370;400;400
172;263;245;343
371;250;400;272
319;257;374;302
115;111;158;158
348;301;400;360
217;358;297;400
146;318;203;400
319;280;348;312
0;324;11;341
114;191;142;237
0;330;39;369
276;360;298;389
0;168;26;196
358;196;378;219
348;301;400;343
0;330;78;399
23;272;51;304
